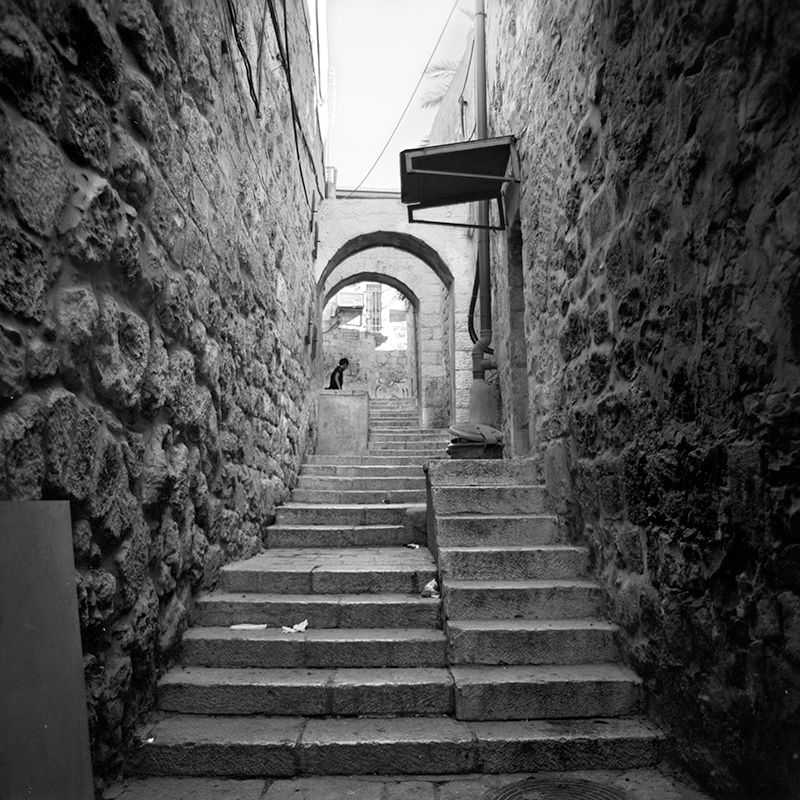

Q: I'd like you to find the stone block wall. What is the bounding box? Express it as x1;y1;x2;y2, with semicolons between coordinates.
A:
0;0;322;786
322;328;415;400
487;0;800;796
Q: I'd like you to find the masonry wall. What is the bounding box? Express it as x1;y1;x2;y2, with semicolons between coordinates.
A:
487;0;800;796
0;0;323;786
323;328;416;400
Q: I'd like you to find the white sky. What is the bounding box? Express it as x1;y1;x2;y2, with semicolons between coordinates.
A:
326;0;473;191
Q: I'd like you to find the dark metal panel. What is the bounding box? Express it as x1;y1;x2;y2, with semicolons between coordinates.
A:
399;136;518;210
0;501;94;800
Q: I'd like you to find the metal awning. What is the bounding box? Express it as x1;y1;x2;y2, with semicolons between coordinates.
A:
399;136;519;229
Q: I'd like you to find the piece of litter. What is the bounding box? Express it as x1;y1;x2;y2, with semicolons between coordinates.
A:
282;619;309;633
406;543;420;549
145;737;155;743
231;623;268;630
421;578;440;598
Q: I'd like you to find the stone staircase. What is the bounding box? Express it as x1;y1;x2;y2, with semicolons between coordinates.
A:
427;459;661;749
130;398;663;778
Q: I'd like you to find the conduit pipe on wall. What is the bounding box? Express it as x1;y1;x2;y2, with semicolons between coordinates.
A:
469;0;498;424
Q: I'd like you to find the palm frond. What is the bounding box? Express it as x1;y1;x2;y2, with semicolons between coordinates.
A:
424;59;461;80
420;91;447;109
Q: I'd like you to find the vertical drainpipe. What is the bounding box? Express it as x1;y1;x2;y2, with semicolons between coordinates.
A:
469;0;498;425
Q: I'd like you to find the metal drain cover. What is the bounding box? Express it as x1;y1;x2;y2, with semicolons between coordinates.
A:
490;777;630;800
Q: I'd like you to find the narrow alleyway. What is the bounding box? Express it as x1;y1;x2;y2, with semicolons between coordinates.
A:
2;2;798;797
120;398;710;799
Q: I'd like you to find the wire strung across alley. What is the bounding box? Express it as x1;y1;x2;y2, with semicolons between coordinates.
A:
343;0;461;199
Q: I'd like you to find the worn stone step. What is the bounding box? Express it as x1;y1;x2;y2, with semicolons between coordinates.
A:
438;545;588;581
181;627;447;669
368;441;448;452
220;548;437;595
426;459;542;487
158;666;454;717
447;619;620;665
368;432;450;442
431;486;548;515
442;579;605;620
300;464;424;478
295;475;426;491
265;524;425;549
131;715;663;777
193;591;442;629
369;426;443;433
276;503;424;526
305;455;433;466
434;514;560;547
451;663;643;720
291;488;426;505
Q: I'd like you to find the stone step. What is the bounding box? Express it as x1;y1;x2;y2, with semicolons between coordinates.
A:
291;488;426;505
181;627;447;669
295;475;426;491
220;548;437;595
438;545;589;581
451;663;643;720
193;591;442;629
426;459;542;487
369;426;442;433
434;514;561;547
368;441;448;452
447;619;620;665
131;715;663;777
276;503;424;526
430;485;548;516
265;524;424;549
300;464;424;478
158;666;454;717
442;579;605;620
305;455;434;465
368;432;450;442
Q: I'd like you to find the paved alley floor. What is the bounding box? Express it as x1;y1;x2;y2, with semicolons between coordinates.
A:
112;767;713;800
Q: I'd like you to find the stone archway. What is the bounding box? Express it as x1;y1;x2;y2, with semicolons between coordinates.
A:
318;243;451;427
315;197;475;425
323;271;421;406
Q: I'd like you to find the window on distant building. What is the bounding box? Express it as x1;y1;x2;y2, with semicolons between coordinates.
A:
365;283;382;332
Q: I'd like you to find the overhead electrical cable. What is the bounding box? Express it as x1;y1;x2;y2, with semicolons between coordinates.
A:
343;0;460;199
226;0;262;117
265;0;324;206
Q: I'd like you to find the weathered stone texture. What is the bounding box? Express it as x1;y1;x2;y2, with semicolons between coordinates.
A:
0;0;322;788
488;1;800;797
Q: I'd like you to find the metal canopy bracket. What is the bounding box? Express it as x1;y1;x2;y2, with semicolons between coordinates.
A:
399;136;519;230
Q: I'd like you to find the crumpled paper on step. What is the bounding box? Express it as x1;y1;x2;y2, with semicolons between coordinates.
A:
281;619;309;633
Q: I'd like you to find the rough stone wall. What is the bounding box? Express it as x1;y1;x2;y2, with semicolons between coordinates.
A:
487;0;800;796
0;0;322;786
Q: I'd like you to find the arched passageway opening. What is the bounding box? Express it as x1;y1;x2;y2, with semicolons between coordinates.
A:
317;233;455;428
322;272;421;402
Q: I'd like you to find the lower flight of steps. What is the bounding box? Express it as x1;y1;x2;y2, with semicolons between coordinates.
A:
129;399;663;777
428;458;663;759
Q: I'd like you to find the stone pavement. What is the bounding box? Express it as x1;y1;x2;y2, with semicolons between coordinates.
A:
112;767;713;800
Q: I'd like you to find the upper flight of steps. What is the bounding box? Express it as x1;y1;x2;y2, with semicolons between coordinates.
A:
130;397;663;778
